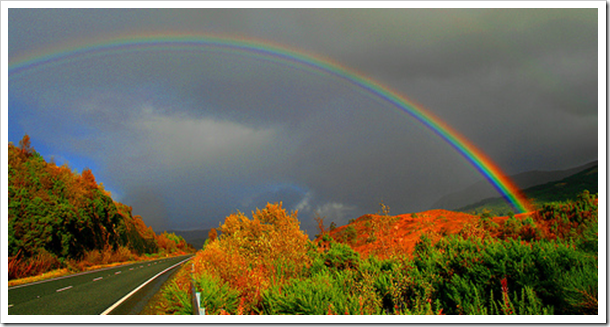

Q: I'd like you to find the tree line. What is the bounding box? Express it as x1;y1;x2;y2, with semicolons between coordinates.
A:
8;135;193;280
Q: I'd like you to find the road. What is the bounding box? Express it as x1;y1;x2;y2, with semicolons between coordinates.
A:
8;255;192;315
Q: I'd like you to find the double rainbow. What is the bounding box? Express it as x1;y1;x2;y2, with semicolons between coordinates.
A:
8;33;532;213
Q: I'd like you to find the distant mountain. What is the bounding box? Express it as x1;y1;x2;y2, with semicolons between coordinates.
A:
430;161;598;211
457;163;598;215
166;229;213;250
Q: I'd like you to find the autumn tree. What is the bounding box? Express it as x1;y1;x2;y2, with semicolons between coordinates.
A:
368;201;397;258
314;212;327;239
156;232;188;254
329;222;337;231
81;168;97;190
193;202;311;311
18;134;33;156
208;228;218;242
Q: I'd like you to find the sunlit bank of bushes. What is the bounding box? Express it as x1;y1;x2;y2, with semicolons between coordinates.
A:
162;192;597;315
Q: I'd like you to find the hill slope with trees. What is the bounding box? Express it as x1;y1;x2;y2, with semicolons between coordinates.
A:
431;161;597;211
8;135;193;280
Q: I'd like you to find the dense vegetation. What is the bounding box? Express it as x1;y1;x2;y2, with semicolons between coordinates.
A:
8;135;193;280
158;191;597;315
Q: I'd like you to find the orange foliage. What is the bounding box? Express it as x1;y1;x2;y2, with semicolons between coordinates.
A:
80;168;98;192
325;207;585;261
78;245;135;270
156;232;189;255
8;249;61;280
314;214;326;237
157;233;169;251
208;228;217;242
18;134;33;156
193;202;310;311
328;209;489;259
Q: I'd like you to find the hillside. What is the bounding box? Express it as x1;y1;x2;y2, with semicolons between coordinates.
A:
326;209;485;258
327;189;597;260
457;164;598;215
8;135;193;280
431;161;597;211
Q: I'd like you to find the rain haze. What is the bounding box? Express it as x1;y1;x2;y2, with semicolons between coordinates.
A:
6;6;599;235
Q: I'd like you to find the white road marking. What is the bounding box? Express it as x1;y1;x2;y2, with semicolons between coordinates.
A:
100;256;192;315
56;286;73;292
93;277;103;281
7;263;131;290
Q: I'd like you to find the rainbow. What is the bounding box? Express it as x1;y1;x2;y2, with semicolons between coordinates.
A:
8;33;532;213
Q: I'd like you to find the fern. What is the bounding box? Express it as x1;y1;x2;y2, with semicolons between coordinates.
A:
195;272;240;315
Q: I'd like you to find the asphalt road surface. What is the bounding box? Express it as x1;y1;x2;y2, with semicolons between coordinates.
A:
8;255;192;315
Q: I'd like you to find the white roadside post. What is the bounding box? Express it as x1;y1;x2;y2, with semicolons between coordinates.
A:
191;262;204;315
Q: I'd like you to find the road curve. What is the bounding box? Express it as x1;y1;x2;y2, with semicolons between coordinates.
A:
8;255;192;315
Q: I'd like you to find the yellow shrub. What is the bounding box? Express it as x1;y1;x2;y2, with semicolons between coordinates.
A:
193;202;311;311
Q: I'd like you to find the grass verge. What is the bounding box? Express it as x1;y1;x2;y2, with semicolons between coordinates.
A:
140;261;193;315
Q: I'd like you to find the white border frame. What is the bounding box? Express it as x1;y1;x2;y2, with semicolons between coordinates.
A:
2;1;606;324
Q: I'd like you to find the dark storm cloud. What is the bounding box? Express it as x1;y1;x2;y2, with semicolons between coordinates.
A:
7;7;599;233
334;9;596;77
124;188;169;232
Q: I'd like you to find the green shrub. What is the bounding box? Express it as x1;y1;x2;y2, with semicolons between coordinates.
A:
195;272;240;315
359;257;398;313
324;243;360;271
561;261;598;314
160;279;192;315
342;225;357;245
261;270;361;315
511;286;554;315
401;232;596;315
577;219;598;254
